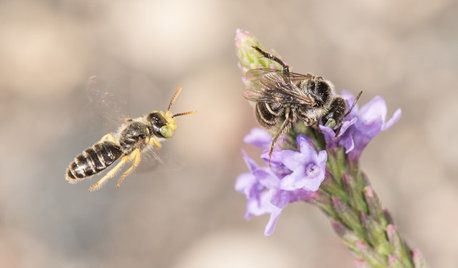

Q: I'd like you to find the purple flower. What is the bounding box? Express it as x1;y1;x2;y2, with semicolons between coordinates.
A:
237;167;315;235
249;188;315;236
236;129;325;235
280;135;327;191
235;152;266;203
245;189;282;235
320;91;401;161
243;128;272;148
235;152;284;235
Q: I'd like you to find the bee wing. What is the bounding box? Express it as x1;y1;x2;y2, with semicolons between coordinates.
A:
137;144;186;173
136;146;164;172
85;76;130;127
244;69;289;102
244;68;316;106
287;71;315;83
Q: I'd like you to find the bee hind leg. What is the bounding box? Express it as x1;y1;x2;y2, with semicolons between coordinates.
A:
116;148;142;188
268;117;292;166
88;155;129;192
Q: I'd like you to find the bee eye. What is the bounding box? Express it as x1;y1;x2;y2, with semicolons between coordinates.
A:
147;112;166;126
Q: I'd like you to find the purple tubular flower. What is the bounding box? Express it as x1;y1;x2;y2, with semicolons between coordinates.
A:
280;135;327;191
236;129;325;235
319;91;401;161
243;128;272;148
235;152;284;235
235;152;265;202
245;189;282;236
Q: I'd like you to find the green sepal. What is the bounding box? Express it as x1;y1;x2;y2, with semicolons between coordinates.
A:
411;249;426;268
332;197;364;237
343;173;368;213
355;241;388;268
361;213;391;256
388;255;404;268
235;29;283;72
363;186;386;225
387;224;414;268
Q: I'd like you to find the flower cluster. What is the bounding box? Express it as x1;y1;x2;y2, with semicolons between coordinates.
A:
235;29;425;268
236;90;402;236
235;129;327;235
319;91;402;161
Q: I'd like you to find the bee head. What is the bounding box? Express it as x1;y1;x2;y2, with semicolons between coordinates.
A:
146;87;196;139
147;111;177;138
307;79;332;107
322;91;363;137
322;97;347;131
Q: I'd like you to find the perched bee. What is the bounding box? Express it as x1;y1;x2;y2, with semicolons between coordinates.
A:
66;87;196;192
244;46;361;162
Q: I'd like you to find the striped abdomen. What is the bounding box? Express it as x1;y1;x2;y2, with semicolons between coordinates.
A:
255;102;284;127
66;141;123;183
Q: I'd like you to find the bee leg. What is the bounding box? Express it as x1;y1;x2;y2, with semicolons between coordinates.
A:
304;117;318;128
99;133;117;143
88;155;129;192
268;116;292;166
252;46;290;75
145;137;164;164
116;148;142;188
148;137;162;152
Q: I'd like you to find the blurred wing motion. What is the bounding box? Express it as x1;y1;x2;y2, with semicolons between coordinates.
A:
243;68;316;106
86;76;130;126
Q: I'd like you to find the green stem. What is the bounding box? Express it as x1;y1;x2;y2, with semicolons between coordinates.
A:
311;148;419;267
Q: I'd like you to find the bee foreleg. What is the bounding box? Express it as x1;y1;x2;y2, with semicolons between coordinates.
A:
99;133;117;143
147;137;162;152
88;155;128;192
116;148;142;188
304;117;318;128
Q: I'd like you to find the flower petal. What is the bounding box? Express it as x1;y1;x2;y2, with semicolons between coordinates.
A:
340;117;357;136
242;150;259;172
317;150;327;164
235;173;256;196
244;128;272;148
254;169;280;189
303;171;326;191
280;173;304;191
297;135;314;154
340;134;355;153
383;108;402;130
359;96;387;124
264;209;282;236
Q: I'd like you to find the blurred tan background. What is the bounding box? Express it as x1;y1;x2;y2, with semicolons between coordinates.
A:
1;0;457;267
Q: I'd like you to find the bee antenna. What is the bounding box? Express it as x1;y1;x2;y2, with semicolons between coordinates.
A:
251;46;290;74
167;87;183;112
334;125;343;138
344;90;363;118
172;110;197;118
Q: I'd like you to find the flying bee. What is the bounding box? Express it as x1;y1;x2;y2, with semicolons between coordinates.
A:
66;87;196;192
244;46;362;162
